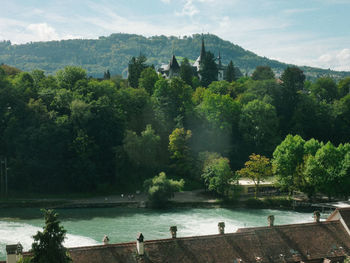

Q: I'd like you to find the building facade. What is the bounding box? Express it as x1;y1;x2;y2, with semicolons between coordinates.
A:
158;37;226;81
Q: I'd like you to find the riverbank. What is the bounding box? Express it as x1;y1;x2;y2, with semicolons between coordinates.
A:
0;190;316;211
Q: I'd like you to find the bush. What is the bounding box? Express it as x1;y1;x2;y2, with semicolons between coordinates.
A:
144;172;184;208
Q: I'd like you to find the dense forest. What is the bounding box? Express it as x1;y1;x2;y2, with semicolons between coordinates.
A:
1;33;349;80
1;54;350;198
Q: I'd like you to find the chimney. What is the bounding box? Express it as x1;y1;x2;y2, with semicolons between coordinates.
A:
136;232;144;256
218;222;225;234
6;243;22;263
102;235;109;245
268;215;275;227
170;226;177;238
314;211;321;223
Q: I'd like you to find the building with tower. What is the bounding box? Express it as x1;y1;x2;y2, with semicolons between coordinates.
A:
158;36;226;81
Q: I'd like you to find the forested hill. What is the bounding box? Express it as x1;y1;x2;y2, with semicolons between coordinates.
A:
0;33;349;80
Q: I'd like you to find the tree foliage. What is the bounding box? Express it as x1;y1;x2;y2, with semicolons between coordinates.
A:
144;172;184;207
201;155;233;195
200;51;218;87
31;209;71;263
224;60;235;82
127;55;147;88
180;57;194;86
251;66;275;81
237;154;272;197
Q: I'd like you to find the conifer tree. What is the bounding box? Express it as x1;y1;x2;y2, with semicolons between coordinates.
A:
127;55;147;88
31;209;71;263
224;60;235;82
199;51;218;87
180;57;193;86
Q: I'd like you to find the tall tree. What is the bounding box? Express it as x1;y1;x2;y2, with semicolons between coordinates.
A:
237;154;272;197
201;156;233;195
224;60;235;82
180;57;193;86
280;67;305;134
272;134;305;194
139;67;158;95
239;99;279;155
31;209;71;263
168;128;193;177
310;77;337;102
127;55;147;88
199;51;218;87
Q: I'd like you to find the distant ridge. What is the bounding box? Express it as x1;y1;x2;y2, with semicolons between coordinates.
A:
0;33;349;80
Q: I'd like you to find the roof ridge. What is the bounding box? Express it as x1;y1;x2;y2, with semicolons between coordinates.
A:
237;220;341;232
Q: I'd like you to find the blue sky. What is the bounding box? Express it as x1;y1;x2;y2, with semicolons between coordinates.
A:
1;0;349;71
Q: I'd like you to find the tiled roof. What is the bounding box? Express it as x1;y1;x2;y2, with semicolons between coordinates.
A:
337;207;350;230
61;220;350;263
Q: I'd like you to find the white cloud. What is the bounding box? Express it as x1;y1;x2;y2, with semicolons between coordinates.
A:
27;23;59;41
161;0;171;3
283;8;317;14
175;0;199;17
316;49;350;71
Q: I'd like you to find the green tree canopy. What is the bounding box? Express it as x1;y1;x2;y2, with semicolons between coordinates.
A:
127;55;147;88
139;67;158;94
272;134;305;193
224;60;235;82
237;154;272;197
168;128;193;177
201;156;233;195
338;77;350;98
56;66;87;90
31;209;71;263
123;124;160;169
199;51;218;87
251;66;275;81
180;57;194;86
144;172;184;207
239;99;279;154
310;77;338;103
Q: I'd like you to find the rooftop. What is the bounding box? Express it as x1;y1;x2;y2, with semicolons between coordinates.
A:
36;220;350;263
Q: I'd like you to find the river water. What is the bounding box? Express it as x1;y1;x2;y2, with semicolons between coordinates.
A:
0;207;313;260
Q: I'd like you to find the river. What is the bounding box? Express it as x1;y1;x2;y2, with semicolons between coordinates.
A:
0;207;313;260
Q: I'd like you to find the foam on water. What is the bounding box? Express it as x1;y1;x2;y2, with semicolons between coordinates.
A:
0;207;313;260
0;220;99;259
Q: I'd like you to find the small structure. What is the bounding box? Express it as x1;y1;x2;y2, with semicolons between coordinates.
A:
169;226;177;238
238;179;278;196
218;222;225;234
314;211;321;223
267;215;275;227
6;243;22;263
136;232;144;256
102;235;110;245
157;55;180;79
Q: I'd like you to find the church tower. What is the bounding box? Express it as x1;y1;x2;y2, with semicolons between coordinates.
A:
217;51;224;81
193;35;206;72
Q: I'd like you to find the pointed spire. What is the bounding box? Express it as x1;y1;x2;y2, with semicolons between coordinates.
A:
217;51;222;67
169;55;180;70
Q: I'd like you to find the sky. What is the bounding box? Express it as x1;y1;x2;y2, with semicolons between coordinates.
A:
0;0;349;71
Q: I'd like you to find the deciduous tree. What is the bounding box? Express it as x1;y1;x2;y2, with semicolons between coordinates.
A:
237;154;272;197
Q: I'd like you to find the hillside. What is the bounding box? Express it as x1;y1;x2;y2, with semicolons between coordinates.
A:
0;33;349;80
